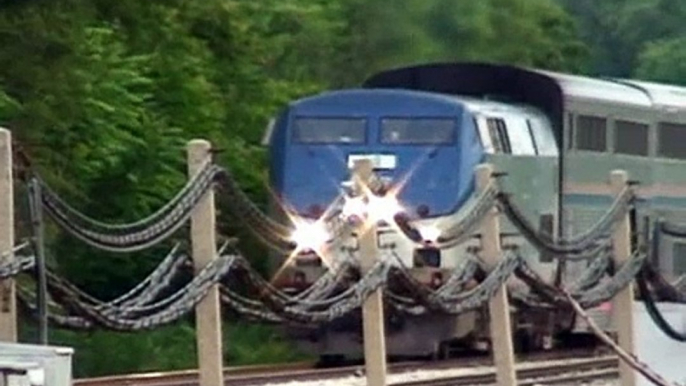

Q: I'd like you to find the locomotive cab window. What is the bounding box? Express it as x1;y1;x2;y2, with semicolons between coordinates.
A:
615;120;648;156
486;118;511;154
292;118;366;144
658;122;686;159
380;118;455;144
576;115;607;152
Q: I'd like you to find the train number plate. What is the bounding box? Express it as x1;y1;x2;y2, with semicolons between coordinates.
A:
347;154;397;169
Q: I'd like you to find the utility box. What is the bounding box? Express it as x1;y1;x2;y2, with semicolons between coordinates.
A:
0;360;44;386
634;301;686;386
0;343;73;386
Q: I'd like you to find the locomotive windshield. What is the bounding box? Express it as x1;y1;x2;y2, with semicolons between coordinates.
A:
273;89;480;220
380;118;455;145
292;117;366;144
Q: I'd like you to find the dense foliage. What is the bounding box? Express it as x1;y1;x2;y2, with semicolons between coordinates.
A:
0;0;680;377
558;0;686;83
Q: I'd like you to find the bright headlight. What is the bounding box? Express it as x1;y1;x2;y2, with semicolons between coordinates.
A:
367;194;403;223
341;196;366;219
418;225;441;243
290;221;330;251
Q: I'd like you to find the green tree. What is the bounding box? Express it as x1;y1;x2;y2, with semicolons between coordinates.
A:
558;0;686;77
334;0;588;85
635;37;686;85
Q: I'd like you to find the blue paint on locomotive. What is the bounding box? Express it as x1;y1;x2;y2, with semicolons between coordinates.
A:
269;89;485;218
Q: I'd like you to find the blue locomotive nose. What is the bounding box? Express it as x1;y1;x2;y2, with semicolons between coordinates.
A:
269;89;485;219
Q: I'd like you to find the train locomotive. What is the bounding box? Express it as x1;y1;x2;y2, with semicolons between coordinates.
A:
261;62;686;360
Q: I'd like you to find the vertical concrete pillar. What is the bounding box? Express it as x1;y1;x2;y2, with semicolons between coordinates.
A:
354;159;387;386
610;170;637;386
0;128;16;342
188;140;223;386
476;164;516;386
29;179;48;344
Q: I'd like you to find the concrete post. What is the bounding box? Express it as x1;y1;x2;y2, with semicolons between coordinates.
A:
29;179;48;344
0;128;16;342
610;170;637;386
354;159;387;386
188;140;223;386
476;164;516;386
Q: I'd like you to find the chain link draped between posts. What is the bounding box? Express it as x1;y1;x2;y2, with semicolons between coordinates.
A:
390;175;634;260
562;289;679;386
0;242;34;279
637;270;686;342
30;155;637;262
35;162;300;254
39;163;222;252
636;218;686;342
387;251;521;315
393;182;499;249
567;250;613;293
498;188;633;257
18;155;686;377
0;254;35;279
16;287;94;331
44;254;235;331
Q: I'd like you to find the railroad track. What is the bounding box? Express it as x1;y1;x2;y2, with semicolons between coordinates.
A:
398;357;618;386
72;361;316;386
77;349;617;386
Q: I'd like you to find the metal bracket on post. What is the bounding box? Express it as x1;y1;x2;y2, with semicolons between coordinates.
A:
0;128;16;342
610;170;637;386
188;139;224;386
476;163;516;386
353;159;387;386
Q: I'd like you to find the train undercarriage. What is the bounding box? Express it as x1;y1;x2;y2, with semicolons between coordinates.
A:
280;295;595;363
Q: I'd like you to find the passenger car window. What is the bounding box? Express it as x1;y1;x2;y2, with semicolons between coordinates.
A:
292;118;366;144
576;115;606;152
672;243;686;276
567;113;575;150
658;122;686;159
615;120;648;156
380;118;455;145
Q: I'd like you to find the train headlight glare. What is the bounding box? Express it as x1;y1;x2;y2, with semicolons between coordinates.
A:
342;196;366;219
367;194;403;223
419;226;441;243
291;221;330;251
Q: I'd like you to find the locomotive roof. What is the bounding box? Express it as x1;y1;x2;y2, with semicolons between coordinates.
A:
363;62;686;133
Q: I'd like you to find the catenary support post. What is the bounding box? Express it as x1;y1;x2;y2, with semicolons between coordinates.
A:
476;164;517;386
188;139;224;386
29;178;48;344
610;170;637;386
0;128;16;342
354;159;387;386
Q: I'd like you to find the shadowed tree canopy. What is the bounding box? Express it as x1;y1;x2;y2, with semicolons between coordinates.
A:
558;0;686;83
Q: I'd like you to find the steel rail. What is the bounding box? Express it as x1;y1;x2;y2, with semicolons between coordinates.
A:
398;357;617;386
76;349;613;386
73;361;316;386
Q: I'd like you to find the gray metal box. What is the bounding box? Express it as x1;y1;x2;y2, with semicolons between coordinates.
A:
0;360;44;386
0;343;73;386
